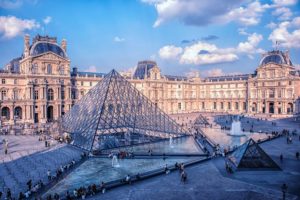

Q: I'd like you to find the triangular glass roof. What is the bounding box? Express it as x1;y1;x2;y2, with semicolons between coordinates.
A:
61;69;188;151
228;139;280;170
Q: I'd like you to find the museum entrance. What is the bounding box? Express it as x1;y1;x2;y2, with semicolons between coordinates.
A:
269;102;274;114
47;106;54;122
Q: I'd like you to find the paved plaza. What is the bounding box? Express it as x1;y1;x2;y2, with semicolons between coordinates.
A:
89;136;300;200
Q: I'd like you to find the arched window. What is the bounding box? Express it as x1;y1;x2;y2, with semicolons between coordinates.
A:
14;107;22;119
47;88;54;100
47;64;52;74
32;63;38;74
1;107;10;120
59;65;65;75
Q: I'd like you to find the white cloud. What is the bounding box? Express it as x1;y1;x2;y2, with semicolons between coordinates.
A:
266;22;277;29
222;1;271;26
114;36;125;42
272;7;292;20
236;33;264;54
272;0;298;6
143;0;270;27
43;16;52;25
158;32;264;65
85;66;97;72
291;17;300;27
179;42;238;65
158;45;183;59
238;28;249;35
0;16;40;38
268;21;300;48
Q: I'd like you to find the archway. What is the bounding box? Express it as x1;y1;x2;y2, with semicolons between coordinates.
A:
287;103;293;114
14;106;22;119
47;106;54;122
252;103;257;112
1;107;10;120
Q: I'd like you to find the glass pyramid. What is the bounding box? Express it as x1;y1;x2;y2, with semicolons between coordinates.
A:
61;70;188;151
228;139;281;170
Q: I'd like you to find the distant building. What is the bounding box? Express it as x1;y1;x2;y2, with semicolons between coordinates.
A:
1;34;299;128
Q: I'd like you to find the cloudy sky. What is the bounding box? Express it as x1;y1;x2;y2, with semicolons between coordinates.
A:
0;0;299;77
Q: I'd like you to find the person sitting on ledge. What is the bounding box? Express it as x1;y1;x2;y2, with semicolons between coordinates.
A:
100;181;106;193
53;193;60;200
164;164;170;174
125;174;131;184
91;184;97;195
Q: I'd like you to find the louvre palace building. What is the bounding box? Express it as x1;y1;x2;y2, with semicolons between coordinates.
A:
0;34;299;128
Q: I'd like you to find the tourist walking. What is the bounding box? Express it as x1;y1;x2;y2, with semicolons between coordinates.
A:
4;139;8;155
281;183;288;200
280;154;283;162
180;170;187;183
47;170;51;180
296;152;299;160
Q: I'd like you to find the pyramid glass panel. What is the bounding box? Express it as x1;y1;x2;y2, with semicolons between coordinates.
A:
61;70;188;151
228;139;280;170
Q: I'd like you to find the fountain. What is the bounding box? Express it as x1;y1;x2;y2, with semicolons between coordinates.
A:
169;136;174;148
112;155;120;167
227;116;245;137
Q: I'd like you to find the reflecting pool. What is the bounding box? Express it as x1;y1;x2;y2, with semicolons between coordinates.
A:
105;136;203;154
201;127;270;149
46;156;199;195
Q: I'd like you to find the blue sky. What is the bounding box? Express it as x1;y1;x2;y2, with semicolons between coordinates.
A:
0;0;299;77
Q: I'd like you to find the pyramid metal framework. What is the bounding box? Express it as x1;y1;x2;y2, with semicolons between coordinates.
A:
61;69;188;151
227;139;280;170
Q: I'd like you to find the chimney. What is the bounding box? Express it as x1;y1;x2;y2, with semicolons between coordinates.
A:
24;34;30;58
61;39;67;52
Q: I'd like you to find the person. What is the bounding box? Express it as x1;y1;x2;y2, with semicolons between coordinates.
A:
73;189;78;197
47;170;51;180
164;164;170;174
280;154;283;162
296;152;299;160
53;193;59;200
18;192;25;200
100;182;106;193
91;184;97;195
125;174;131;184
0;191;2;199
27;179;32;190
66;191;72;200
281;183;288;200
181;171;187;183
6;188;11;200
4;139;8;155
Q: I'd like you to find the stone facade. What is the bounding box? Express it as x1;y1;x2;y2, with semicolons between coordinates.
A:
1;35;299;127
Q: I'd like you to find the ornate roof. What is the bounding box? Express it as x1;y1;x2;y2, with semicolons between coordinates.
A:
260;50;292;66
30;42;66;58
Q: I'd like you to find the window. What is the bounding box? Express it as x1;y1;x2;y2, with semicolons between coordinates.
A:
59;65;65;75
235;102;239;110
61;88;65;100
278;89;281;98
81;90;84;96
47;89;54;100
213;102;217;109
32;63;38;74
34;90;39;100
47;64;52;74
13;90;18;100
289;81;292;85
202;102;205;109
90;82;92;86
1;90;7;100
178;102;182;110
2;79;5;84
228;102;231;110
81;81;84;86
269;89;275;98
14;79;17;84
221;102;224;109
243;102;247;110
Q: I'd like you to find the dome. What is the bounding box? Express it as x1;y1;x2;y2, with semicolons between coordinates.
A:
260;51;292;66
30;42;66;58
133;61;157;79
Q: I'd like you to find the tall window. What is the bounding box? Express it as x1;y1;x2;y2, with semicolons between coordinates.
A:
1;79;5;84
235;102;239;110
13;89;18;100
61;88;65;100
34;90;39;100
47;88;54;100
213;102;217;109
32;63;38;74
1;90;7;100
178;102;182;110
59;65;65;75
47;64;52;74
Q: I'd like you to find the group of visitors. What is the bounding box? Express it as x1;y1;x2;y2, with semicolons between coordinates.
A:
175;162;187;183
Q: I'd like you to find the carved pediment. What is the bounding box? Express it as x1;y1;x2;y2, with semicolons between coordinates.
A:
32;52;69;62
